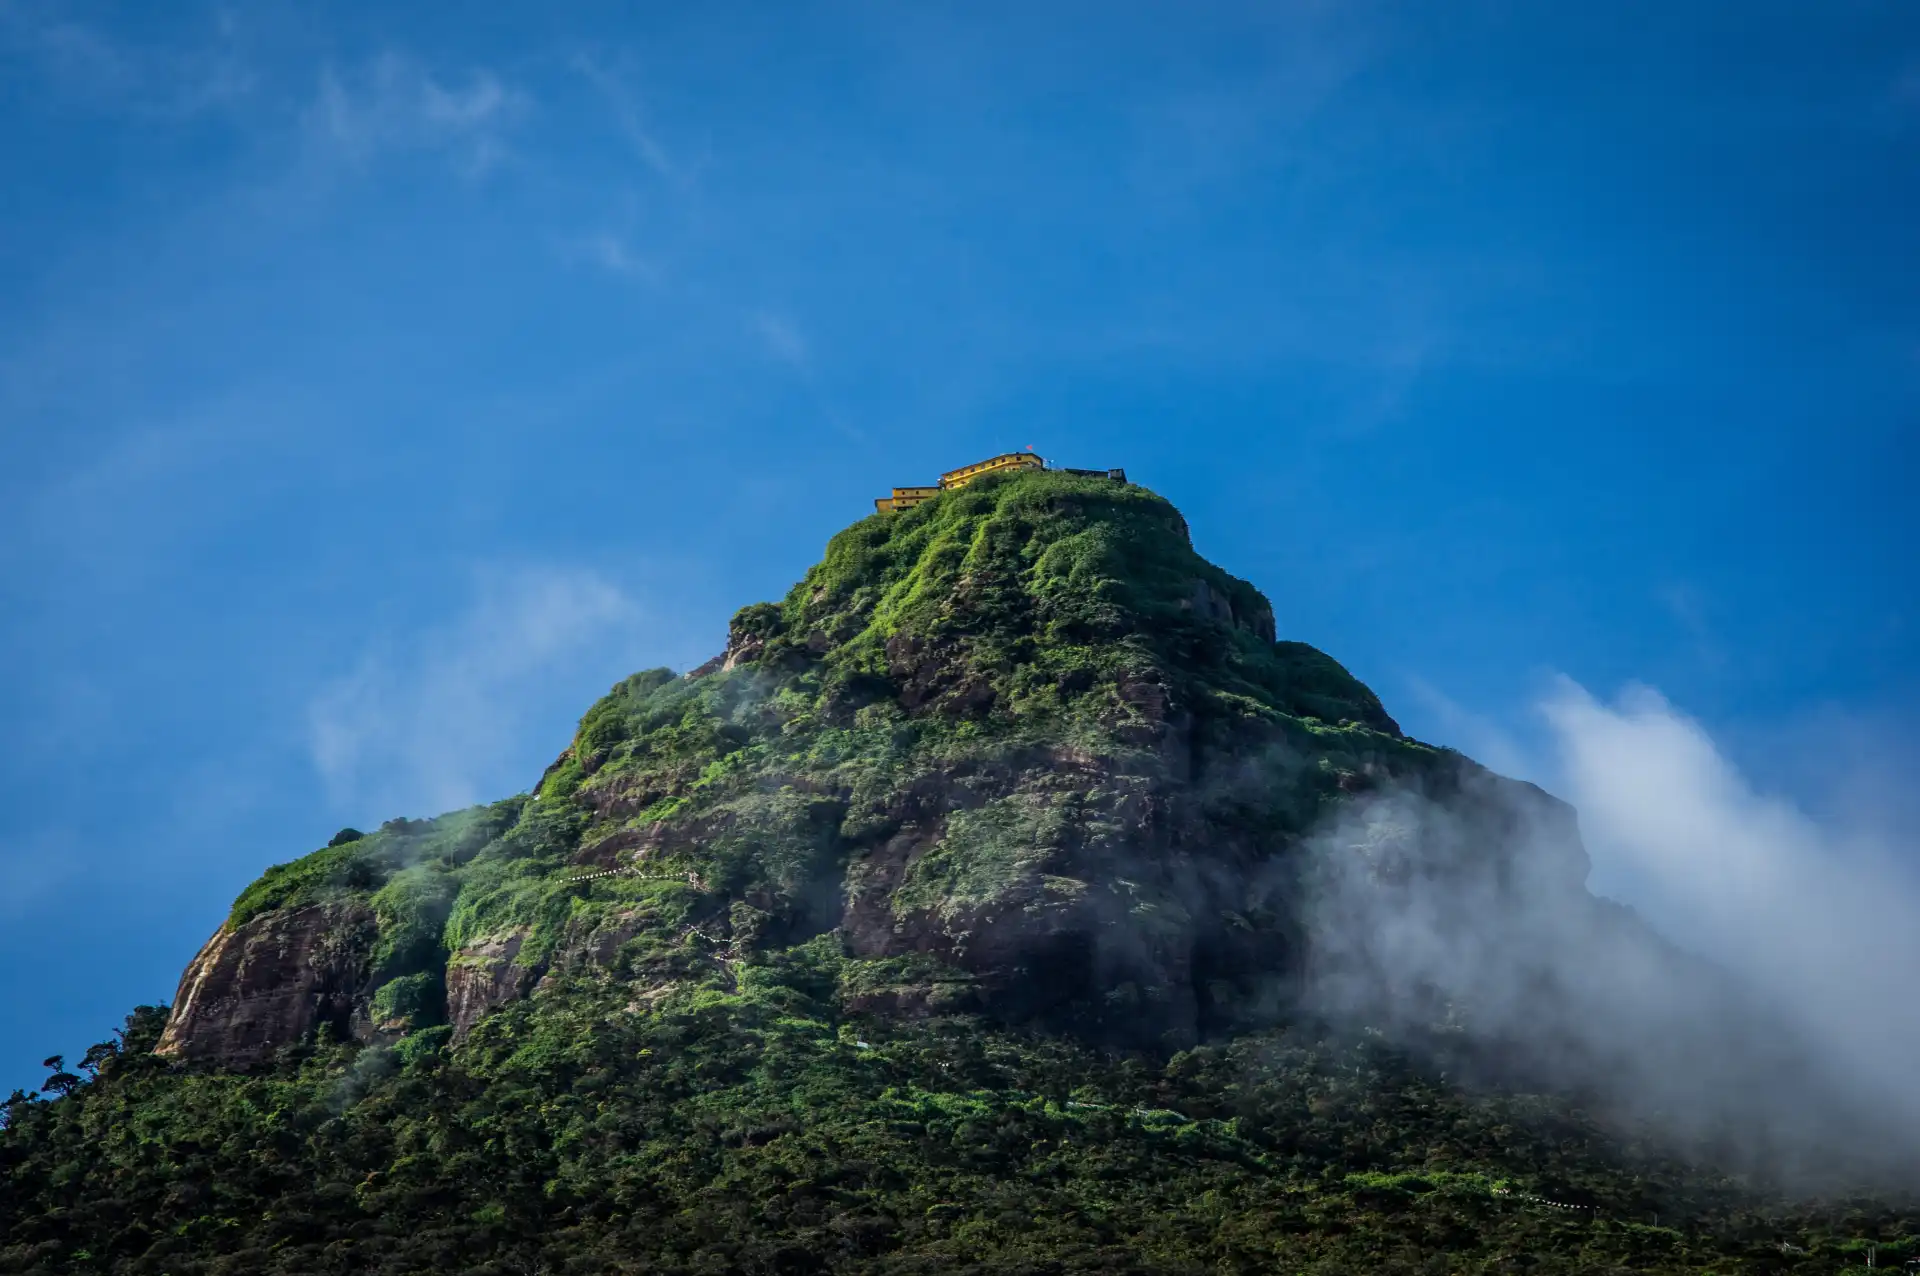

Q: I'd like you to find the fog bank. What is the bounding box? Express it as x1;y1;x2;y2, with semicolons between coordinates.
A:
1542;679;1920;1154
1301;676;1920;1177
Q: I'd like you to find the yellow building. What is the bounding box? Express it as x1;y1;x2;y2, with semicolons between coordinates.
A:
939;451;1046;488
873;452;1047;513
872;485;941;513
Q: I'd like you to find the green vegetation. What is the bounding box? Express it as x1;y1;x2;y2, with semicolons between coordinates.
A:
5;977;1913;1274
781;469;1398;735
230;803;519;929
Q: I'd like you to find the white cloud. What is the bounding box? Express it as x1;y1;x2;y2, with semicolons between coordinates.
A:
1310;673;1920;1168
1541;678;1920;1123
307;566;650;820
307;53;527;177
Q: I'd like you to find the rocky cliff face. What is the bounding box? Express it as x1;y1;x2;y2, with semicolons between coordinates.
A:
158;901;378;1066
161;468;1594;1064
444;930;536;1040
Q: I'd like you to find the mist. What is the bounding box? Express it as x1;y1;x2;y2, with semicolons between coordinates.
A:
306;565;663;820
1542;680;1920;1163
1299;676;1920;1183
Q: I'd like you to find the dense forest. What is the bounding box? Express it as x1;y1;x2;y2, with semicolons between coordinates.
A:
6;986;1915;1273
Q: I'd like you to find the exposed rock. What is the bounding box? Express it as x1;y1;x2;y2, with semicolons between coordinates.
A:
886;631;997;716
445;930;539;1040
720;636;763;672
157;901;378;1067
1187;578;1235;627
555;906;661;972
841;819;946;958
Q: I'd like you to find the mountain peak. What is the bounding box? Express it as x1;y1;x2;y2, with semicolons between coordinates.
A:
718;466;1393;734
159;470;1555;1065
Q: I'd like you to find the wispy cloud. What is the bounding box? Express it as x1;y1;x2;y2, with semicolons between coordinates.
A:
747;307;860;438
751;310;810;372
1336;314;1443;437
40;409;259;512
1399;676;1540;783
558;53;693;285
8;396;313;588
1656;582;1729;671
572;51;681;186
1125;4;1375;202
307;566;651;820
307;52;528;177
0;1;256;119
566;230;659;283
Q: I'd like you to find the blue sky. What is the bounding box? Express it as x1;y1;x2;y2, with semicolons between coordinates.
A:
1;1;1915;1091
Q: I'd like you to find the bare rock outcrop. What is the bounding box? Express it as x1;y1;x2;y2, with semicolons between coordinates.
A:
445;930;539;1040
157;901;378;1067
1183;577;1276;642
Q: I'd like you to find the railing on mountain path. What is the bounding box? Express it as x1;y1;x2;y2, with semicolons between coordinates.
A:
562;865;706;889
1490;1187;1593;1214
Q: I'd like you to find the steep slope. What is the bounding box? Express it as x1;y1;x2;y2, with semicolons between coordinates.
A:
156;467;1583;1061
